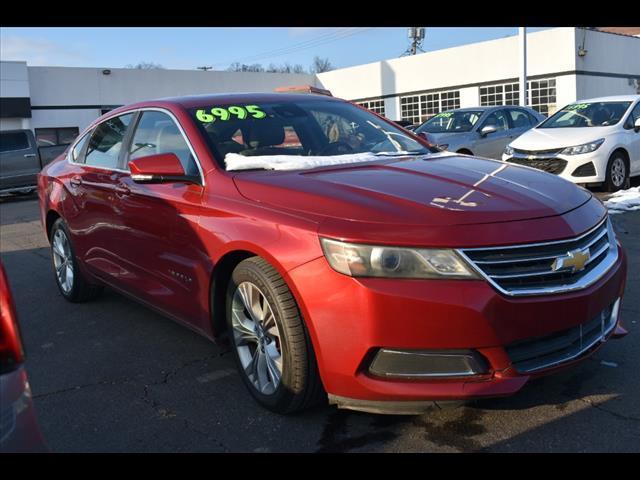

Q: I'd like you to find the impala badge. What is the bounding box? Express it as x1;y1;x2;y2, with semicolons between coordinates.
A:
552;248;591;273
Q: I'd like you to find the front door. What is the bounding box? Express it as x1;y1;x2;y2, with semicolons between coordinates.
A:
473;109;512;159
111;110;210;330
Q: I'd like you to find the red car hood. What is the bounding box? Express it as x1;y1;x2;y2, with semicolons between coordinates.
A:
232;154;592;227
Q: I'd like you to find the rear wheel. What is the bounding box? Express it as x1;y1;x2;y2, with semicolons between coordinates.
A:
226;257;324;414
50;218;103;302
604;153;629;192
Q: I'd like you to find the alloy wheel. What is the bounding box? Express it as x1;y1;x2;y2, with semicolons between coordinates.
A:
231;281;283;395
611;157;626;188
52;229;74;294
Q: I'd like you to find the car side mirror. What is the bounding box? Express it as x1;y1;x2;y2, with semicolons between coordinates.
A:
128;153;201;185
635;117;640;132
479;125;498;137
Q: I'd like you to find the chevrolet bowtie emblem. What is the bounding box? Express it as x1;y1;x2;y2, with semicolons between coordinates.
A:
552;248;591;273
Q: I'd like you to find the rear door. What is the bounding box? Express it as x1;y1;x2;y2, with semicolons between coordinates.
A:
0;130;40;190
64;113;136;279
472;109;512;159
506;108;535;141
111;109;209;328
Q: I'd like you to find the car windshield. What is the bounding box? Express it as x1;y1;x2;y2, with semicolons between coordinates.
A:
190;98;435;170
538;101;632;128
416;110;484;134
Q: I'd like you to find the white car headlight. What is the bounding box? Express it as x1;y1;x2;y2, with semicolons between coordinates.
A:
560;138;605;155
503;145;514;156
320;238;478;279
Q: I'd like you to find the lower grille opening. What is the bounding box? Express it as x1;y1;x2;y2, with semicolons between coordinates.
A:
506;157;567;175
505;300;619;373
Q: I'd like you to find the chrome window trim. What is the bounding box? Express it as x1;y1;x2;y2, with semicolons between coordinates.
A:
67;106;206;185
457;217;619;297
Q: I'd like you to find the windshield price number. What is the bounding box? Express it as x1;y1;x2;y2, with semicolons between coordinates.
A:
196;105;267;123
565;103;590;110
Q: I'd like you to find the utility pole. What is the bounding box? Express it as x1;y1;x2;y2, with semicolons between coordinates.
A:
519;27;528;106
197;66;213;71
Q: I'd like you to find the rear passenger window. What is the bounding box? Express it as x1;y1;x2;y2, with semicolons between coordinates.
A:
129;111;199;176
84;114;134;169
0;131;30;153
508;109;532;128
71;131;91;163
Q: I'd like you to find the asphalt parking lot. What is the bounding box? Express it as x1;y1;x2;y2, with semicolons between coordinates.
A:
1;192;639;453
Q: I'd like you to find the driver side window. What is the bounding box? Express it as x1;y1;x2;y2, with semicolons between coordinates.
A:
625;103;640;129
129;111;199;176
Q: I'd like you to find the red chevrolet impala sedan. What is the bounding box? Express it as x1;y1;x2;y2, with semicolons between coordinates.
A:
37;93;628;414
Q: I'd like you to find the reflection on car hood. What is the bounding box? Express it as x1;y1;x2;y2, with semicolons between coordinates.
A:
232;153;592;227
510;126;616;151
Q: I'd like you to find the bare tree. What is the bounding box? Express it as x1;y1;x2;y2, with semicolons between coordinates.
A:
125;62;165;69
227;62;265;72
311;56;333;73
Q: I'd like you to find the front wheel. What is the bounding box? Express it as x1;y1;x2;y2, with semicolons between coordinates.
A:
50;218;103;302
226;257;324;414
603;153;629;192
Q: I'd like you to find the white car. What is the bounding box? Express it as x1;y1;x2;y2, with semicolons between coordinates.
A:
503;95;640;191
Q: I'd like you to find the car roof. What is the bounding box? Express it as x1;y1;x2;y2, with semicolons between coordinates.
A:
145;92;342;109
571;95;640;103
444;106;536;113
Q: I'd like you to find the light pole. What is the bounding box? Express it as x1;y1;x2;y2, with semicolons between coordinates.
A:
519;27;528;106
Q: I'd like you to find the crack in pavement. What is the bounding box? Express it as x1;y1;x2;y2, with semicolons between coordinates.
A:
140;351;232;452
574;396;640;423
33;377;134;399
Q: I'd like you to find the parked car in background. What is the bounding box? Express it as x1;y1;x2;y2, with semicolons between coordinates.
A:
0;263;47;452
39;93;627;414
503;95;640;192
0;129;69;196
393;119;416;131
414;106;545;159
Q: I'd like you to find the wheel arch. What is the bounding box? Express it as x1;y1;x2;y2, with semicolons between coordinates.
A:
45;209;61;241
456;148;474;155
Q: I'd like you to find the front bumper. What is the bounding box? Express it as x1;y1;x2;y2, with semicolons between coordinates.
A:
502;150;607;185
286;244;627;412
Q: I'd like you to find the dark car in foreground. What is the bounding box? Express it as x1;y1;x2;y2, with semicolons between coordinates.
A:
414;106;545;159
0;263;47;452
37;93;627;414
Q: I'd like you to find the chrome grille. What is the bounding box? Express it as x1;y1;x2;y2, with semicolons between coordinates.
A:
458;218;619;296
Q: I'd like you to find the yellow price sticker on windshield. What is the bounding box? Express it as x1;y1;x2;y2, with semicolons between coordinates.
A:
195;105;267;123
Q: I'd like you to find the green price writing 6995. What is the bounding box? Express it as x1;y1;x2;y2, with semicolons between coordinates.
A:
196;105;267;123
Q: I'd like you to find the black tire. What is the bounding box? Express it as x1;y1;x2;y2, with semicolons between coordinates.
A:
225;257;325;414
50;218;103;302
604;152;630;192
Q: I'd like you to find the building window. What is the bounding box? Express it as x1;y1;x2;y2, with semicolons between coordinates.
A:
400;95;422;124
400;90;460;124
358;99;386;117
479;78;556;116
35;127;79;147
529;78;556;117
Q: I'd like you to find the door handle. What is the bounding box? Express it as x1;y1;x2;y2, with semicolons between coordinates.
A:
70;176;82;187
24;153;37;158
115;183;131;196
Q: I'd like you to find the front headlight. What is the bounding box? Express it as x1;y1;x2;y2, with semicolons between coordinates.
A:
503;145;514;156
560;138;605;155
320;238;478;279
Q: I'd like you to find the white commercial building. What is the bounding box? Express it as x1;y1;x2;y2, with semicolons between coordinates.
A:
1;27;639;147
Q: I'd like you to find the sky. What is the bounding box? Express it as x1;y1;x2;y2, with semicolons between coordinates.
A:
0;27;551;72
